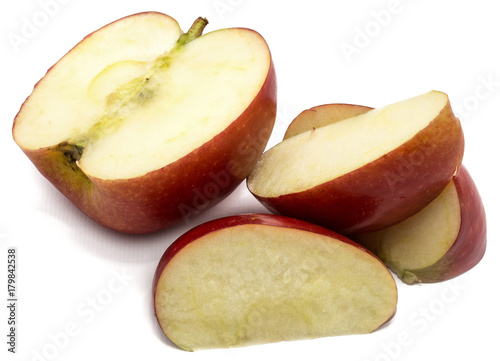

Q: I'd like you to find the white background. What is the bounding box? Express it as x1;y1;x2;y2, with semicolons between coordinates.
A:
1;0;499;360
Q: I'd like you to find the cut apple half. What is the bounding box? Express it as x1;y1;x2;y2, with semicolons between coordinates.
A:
247;91;464;235
12;12;277;233
355;166;487;284
153;214;397;351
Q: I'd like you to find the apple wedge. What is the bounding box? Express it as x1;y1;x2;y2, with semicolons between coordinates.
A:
354;166;487;284
153;214;397;351
283;103;372;139
247;91;464;235
12;12;277;233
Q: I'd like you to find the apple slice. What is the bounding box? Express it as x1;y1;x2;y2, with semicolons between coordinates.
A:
12;12;277;233
354;166;487;284
283;103;372;139
153;214;397;351
247;91;464;235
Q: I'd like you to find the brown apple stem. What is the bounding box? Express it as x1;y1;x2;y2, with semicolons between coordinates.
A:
177;17;209;46
155;17;208;69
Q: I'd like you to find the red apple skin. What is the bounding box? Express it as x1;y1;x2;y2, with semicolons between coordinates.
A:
283;103;372;139
152;213;396;331
250;99;464;235
399;166;487;284
13;13;277;234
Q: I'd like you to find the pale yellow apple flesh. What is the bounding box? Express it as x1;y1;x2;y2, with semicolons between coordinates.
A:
13;14;271;180
248;91;449;197
356;181;461;280
155;223;397;351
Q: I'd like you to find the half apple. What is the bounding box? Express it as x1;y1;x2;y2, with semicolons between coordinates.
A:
12;12;277;233
247;91;464;235
153;214;397;351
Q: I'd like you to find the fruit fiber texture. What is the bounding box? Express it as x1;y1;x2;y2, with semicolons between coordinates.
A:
153;214;397;351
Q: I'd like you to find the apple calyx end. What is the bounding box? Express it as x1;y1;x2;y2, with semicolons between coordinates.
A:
56;141;84;164
400;270;420;285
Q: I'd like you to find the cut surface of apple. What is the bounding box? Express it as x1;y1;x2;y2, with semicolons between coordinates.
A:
247;91;464;234
153;214;397;351
12;12;277;233
355;166;487;284
283;103;372;139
